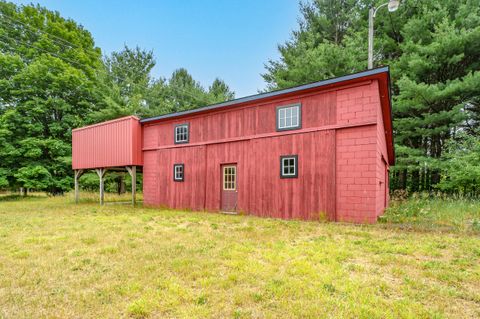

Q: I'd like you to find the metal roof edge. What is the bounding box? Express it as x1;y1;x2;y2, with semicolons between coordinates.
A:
140;66;390;124
72;115;140;132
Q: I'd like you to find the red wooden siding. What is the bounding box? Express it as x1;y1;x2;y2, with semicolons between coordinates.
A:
144;131;336;220
142;88;342;220
156;145;207;210
72;116;143;170
143;91;337;149
248;131;336;220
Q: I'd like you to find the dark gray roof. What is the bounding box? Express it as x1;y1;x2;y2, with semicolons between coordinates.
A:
140;66;390;123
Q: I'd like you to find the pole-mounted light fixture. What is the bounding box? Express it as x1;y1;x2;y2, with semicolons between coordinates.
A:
387;0;400;12
368;0;401;69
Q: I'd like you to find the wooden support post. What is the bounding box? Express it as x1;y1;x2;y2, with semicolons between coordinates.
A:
74;169;84;204
126;166;136;207
95;168;106;205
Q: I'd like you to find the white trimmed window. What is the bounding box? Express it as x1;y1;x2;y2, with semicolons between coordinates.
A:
280;155;298;178
277;104;301;131
223;166;236;190
174;164;184;181
174;124;189;144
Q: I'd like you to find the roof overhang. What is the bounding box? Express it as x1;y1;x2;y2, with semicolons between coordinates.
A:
140;67;395;165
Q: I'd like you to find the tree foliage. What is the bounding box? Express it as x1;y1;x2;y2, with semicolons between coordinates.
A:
437;131;480;196
263;0;480;193
0;1;234;193
92;48;235;122
0;1;103;193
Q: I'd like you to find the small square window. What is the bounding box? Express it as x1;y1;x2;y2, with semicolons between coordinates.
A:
280;155;298;178
276;104;301;131
174;124;189;144
173;164;184;181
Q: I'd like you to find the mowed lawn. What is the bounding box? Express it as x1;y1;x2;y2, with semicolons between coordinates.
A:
0;195;479;318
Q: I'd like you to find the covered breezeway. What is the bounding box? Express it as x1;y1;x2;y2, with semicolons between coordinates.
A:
74;165;141;206
72;116;143;206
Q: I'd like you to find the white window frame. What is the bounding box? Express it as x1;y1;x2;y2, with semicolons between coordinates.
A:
223;166;236;191
276;104;301;131
173;164;184;181
280;155;298;178
174;124;189;144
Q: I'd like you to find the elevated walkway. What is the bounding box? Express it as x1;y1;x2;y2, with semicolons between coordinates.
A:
72;116;143;205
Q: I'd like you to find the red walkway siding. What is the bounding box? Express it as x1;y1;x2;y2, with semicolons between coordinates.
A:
72;116;142;170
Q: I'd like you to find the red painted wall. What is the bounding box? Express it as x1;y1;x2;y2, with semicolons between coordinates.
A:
142;79;389;222
375;85;390;218
72;116;143;170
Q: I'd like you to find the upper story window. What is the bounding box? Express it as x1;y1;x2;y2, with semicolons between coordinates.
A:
174;124;189;144
280;155;298;178
173;164;184;181
276;104;301;131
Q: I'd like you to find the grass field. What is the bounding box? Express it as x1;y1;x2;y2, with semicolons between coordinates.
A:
0;194;479;318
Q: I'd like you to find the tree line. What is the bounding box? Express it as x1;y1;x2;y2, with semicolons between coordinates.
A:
0;1;233;194
0;0;479;196
262;0;480;196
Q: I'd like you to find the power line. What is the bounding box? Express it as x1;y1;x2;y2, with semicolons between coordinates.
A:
0;32;213;105
0;13;101;63
0;12;82;50
0;22;229;106
0;33;91;71
0;12;223;104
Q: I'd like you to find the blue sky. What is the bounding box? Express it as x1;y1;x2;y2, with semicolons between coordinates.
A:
12;0;301;97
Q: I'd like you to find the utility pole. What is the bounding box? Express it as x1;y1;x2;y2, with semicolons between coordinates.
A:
368;8;374;69
367;0;400;69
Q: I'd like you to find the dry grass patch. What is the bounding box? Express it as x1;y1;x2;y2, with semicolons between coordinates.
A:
0;195;479;318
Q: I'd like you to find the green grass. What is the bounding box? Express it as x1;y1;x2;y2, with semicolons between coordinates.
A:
0;194;479;318
380;195;480;233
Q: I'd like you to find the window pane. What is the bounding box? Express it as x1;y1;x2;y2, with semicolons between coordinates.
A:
292;115;298;126
223;166;236;190
174;165;184;180
286;117;292;127
281;156;297;177
175;125;188;142
278;105;300;129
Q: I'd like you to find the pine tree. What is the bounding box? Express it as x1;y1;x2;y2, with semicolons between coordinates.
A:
262;0;480;193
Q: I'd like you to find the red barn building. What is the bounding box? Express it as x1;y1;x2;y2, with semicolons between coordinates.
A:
72;67;394;223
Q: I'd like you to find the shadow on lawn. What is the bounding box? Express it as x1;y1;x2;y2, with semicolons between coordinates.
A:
0;193;47;202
